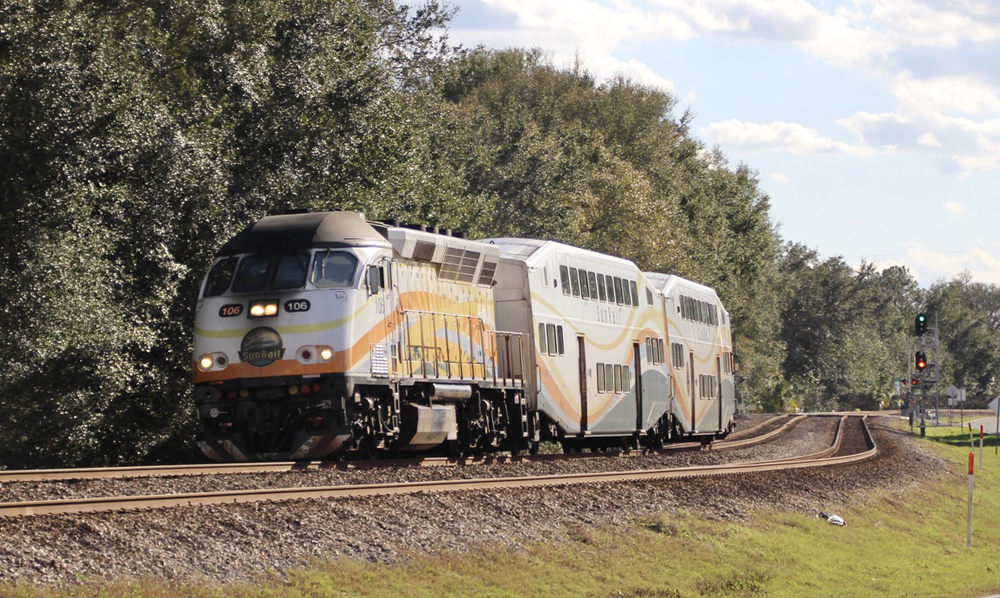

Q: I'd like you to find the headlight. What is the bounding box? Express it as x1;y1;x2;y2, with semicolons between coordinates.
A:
249;300;279;318
197;352;230;371
297;346;335;364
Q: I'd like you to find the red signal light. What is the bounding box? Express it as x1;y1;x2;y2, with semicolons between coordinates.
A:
915;351;927;372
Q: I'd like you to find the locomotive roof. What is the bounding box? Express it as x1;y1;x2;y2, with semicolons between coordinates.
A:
217;211;391;255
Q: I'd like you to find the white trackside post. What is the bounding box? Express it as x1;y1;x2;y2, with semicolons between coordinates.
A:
967;452;974;548
980;425;984;469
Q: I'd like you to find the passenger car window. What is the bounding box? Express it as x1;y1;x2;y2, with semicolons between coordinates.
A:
570;268;581;297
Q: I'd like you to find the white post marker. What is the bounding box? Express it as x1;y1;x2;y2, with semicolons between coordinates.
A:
980;425;984;468
992;396;1000;456
969;422;975;452
968;452;974;548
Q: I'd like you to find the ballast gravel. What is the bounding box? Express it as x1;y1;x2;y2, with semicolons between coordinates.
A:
0;415;948;585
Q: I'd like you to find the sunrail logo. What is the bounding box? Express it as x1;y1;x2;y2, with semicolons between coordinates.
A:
239;327;285;366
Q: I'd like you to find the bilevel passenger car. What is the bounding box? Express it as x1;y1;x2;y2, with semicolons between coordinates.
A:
193;211;738;461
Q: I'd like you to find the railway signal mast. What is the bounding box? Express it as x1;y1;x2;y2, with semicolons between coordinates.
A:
911;312;940;433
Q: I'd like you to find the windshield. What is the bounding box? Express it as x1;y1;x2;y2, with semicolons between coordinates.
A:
312;251;358;287
203;257;238;298
273;253;310;290
203;252;314;295
231;255;271;293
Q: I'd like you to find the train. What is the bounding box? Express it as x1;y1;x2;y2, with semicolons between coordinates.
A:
192;210;738;461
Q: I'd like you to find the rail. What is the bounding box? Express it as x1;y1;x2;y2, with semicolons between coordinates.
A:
0;416;876;518
0;412;807;483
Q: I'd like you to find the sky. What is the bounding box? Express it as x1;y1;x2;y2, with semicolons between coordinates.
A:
443;0;1000;287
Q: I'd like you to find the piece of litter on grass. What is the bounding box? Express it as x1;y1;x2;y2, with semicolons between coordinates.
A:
819;511;846;526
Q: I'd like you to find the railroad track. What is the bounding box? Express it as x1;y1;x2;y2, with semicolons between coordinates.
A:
0;415;803;483
0;416;874;519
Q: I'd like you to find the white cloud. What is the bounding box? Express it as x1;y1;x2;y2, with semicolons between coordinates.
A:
917;132;941;147
646;0;895;65
463;1;687;89
770;172;789;182
464;1;1000;174
871;241;1000;286
476;1;1000;69
862;0;1000;51
945;201;967;214
702;120;876;157
892;71;1000;116
835;71;1000;175
592;57;676;91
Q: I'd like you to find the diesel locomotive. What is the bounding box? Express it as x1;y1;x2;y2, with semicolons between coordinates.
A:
193;211;737;461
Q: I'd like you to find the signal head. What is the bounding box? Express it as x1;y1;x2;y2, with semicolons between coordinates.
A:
915;313;928;336
915;350;927;371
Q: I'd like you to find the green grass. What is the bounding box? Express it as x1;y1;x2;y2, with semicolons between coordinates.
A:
6;426;1000;597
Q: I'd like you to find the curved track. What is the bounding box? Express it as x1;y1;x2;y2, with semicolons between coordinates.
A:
0;416;874;519
0;415;801;483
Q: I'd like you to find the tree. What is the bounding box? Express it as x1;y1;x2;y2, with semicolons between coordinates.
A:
925;273;1000;404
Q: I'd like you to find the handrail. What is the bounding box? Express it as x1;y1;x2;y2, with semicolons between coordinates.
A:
398;309;526;388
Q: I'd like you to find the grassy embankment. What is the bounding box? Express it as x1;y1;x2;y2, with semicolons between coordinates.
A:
6;423;1000;598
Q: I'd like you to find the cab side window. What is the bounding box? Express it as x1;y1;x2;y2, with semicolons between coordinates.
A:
203;257;238;297
312;251;359;287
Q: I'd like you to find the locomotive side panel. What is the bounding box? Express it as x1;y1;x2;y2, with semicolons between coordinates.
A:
392;259;499;384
